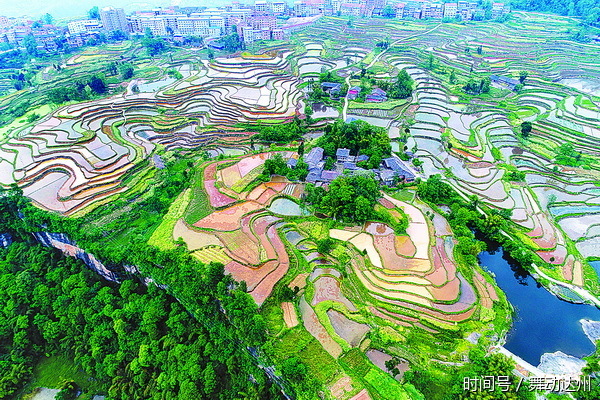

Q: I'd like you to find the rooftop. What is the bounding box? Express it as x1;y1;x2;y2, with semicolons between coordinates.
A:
336;148;351;158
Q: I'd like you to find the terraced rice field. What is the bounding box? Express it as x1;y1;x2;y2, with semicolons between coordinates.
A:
185;154;306;305
328;197;493;332
0;54;303;215
291;14;600;293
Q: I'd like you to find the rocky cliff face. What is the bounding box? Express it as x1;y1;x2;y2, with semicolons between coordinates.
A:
581;318;600;344
538;351;586;376
33;232;120;282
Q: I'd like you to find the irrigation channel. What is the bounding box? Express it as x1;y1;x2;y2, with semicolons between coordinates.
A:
479;246;600;366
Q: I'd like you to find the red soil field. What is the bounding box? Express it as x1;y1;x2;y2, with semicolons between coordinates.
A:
237;153;269;176
195;201;262;231
378;198;396;209
365;222;394;236
427;249;449;286
216;230;261;265
265;181;287;192
288;273;309;290
395;236;416;257
247;223;290;305
369;307;414;327
349;389;372;400
204;179;236;208
537;244;567;265
281;302;299;328
311;276;358;311
256;188;278;205
562;256;574;281
250;260;289;305
430;277;460;302
374;234;407;270
224;260;278;291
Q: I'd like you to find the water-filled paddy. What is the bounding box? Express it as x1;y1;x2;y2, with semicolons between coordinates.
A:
269;198;310;216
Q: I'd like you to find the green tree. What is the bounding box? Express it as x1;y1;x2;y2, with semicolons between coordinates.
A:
119;63;134;80
88;6;100;19
23;34;38;56
382;5;396;17
519;70;528;84
42;13;54;25
449;69;457;84
520;121;532;138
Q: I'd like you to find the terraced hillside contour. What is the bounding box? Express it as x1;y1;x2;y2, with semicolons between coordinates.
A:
0;54;303;215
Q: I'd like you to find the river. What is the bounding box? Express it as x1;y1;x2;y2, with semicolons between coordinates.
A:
479;247;600;366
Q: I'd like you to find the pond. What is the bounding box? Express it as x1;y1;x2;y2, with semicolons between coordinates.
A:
312;103;339;119
137;77;177;93
590;261;600;277
479;246;600;365
269;198;310;216
549;205;600;217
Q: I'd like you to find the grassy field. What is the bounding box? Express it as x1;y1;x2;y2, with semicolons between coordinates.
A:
184;164;213;225
20;355;102;400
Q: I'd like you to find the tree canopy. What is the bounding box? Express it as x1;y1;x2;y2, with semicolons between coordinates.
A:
0;182;287;400
305;175;380;223
317;120;391;169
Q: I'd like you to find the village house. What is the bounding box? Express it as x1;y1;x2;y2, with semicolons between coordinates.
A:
490;75;520;91
347;86;361;100
321;82;342;96
383;157;416;182
335;148;352;162
366;87;387;102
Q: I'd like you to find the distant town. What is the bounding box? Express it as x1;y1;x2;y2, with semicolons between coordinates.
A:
0;0;510;53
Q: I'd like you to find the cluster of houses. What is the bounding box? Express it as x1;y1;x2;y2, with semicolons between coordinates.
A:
1;0;511;56
292;0;510;20
65;4;291;46
294;146;417;186
0;16;64;53
47;1;325;50
321;82;388;102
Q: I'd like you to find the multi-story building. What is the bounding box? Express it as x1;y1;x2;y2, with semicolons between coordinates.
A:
331;0;342;12
443;2;457;18
67;19;102;35
240;26;263;42
491;2;509;19
395;3;406;17
272;28;285;40
178;17;212;36
340;2;366;16
252;15;277;29
100;7;128;32
254;0;270;14
422;2;432;18
271;1;287;14
0;16;10;28
294;0;325;16
430;3;443;18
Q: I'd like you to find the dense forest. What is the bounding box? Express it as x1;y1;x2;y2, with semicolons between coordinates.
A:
511;0;600;24
0;177;288;399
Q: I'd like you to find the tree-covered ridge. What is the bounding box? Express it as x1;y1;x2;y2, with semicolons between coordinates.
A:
511;0;600;24
0;178;287;400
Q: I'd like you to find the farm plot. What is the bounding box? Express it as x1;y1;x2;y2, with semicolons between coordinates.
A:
1;55;303;215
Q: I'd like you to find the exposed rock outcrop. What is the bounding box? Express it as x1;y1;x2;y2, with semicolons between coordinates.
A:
537;351;586;376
